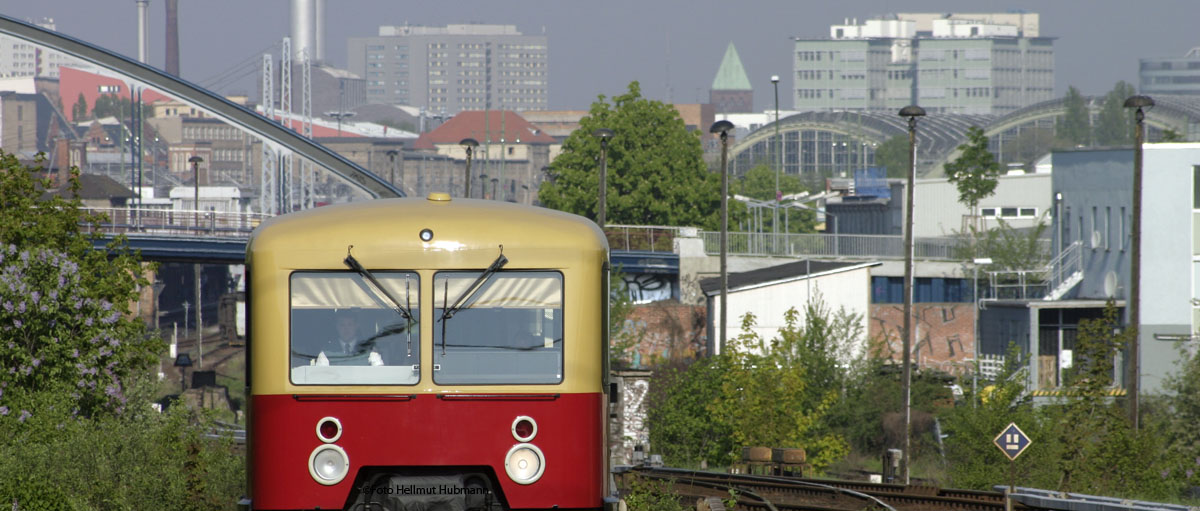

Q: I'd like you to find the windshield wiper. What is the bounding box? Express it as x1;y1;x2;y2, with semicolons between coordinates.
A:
344;246;416;323
440;246;507;354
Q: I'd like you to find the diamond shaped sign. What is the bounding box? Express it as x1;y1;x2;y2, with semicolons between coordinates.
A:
993;422;1031;461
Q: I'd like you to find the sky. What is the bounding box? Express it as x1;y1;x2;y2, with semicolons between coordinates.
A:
2;0;1198;112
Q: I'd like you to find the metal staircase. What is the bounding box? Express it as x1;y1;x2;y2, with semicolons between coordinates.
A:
984;241;1083;300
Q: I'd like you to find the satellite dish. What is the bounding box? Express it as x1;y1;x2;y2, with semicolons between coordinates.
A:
1091;230;1102;249
1103;271;1118;298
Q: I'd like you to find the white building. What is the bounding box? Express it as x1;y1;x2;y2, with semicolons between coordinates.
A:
911;168;1053;238
0;18;75;79
700;260;879;362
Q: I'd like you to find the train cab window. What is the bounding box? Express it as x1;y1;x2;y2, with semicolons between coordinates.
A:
433;270;563;385
289;271;420;385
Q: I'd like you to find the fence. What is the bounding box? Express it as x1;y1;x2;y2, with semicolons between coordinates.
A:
698;231;963;260
604;225;680;252
82;207;269;237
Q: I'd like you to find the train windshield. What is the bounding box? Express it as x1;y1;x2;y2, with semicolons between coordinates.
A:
289;271;420;385
433;271;563;384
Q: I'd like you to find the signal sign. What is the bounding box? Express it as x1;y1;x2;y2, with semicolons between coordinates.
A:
993;422;1031;461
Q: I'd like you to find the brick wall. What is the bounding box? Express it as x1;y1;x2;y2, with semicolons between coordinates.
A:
616;302;707;368
869;303;976;375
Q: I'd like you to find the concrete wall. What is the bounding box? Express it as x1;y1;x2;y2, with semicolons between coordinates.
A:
617;303;706;367
1052;149;1133;300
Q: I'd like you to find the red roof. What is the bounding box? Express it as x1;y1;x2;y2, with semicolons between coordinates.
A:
60;67;171;122
413;110;556;150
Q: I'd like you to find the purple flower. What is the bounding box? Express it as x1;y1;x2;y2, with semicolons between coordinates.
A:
1187;469;1195;479
17;410;30;423
29;291;39;304
48;290;57;301
107;338;120;347
105;385;119;397
31;358;40;367
102;312;119;325
71;349;79;358
0;406;8;416
100;300;112;311
98;347;111;357
16;302;25;314
13;320;20;328
77;380;85;388
2;301;11;313
84;317;93;327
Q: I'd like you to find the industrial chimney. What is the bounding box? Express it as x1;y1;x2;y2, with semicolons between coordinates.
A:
136;0;149;63
290;0;315;62
314;0;325;62
165;0;179;74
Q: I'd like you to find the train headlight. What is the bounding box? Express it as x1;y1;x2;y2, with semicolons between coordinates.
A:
504;443;545;485
511;416;537;442
309;444;349;485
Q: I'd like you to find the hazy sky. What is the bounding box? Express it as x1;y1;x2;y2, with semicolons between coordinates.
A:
2;0;1198;112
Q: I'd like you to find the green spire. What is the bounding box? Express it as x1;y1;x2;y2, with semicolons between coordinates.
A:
712;42;752;91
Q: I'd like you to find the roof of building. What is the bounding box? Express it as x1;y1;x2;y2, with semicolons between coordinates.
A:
413;110;557;149
42;173;134;201
712;42;752;91
700;260;879;295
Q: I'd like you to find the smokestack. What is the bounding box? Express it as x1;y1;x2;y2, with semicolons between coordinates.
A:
290;0;315;62
165;0;179;74
136;0;149;63
314;0;325;62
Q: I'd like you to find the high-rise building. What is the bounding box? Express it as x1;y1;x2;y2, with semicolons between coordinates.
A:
1140;48;1200;96
348;24;548;114
792;13;1054;115
710;43;753;114
0;18;74;79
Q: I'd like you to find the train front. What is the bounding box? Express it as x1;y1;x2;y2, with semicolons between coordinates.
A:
245;196;609;511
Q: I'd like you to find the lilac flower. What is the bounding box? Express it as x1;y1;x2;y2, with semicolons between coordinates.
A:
100;300;112;311
98;347;111;357
77;380;85;388
107;338;120;348
12;320;20;328
102;312;119;325
2;301;11;313
48;290;57;301
16;302;24;313
31;358;40;367
105;385;119;398
71;349;79;358
29;291;39;304
0;406;8;415
17;410;30;423
84;317;93;327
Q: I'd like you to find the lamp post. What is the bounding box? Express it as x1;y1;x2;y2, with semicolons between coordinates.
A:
711;120;734;352
593;128;614;227
460;138;479;199
1123;94;1153;430
898;104;925;484
324;111;355;136
491;177;499;201
188;156;203;230
386;149;399;191
972;257;993;408
479;174;489;200
174;352;192;393
771;75;781;239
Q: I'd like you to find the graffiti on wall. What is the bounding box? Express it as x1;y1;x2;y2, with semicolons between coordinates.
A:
869;303;976;375
608;371;651;466
621;272;676;304
616;303;707;368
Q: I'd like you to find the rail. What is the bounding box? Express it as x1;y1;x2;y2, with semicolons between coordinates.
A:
80;207;270;237
984;241;1078;300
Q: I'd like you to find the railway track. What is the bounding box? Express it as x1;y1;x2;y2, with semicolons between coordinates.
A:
620;466;1029;511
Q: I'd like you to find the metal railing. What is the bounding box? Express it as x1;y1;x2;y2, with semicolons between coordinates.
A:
81;207;270;237
985;241;1081;300
698;231;963;260
604;225;682;252
1044;240;1083;297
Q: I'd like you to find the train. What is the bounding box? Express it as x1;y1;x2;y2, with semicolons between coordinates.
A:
242;193;613;511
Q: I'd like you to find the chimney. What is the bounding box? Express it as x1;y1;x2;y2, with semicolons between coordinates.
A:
290;0;315;62
165;0;179;75
136;0;149;63
314;0;326;62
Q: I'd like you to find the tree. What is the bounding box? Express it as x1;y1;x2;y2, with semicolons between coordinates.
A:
874;134;909;178
71;92;89;121
1059;86;1091;147
1093;81;1137;147
0;151;160;420
944;126;1002;216
539;82;732;229
732;164;816;233
1159;128;1184;142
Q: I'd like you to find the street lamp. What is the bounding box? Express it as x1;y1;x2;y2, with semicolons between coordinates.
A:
491;177;499;202
771;75;781;239
188;155;203;229
1123;94;1153;430
324;110;355;136
710;120;734;352
971;257;993;408
386;149;399;191
897;104;925;485
592;128;614;227
460;138;479;199
479;173;489;200
174;352;193;393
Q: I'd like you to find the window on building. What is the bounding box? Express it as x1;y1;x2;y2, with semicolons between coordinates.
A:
1105;206;1111;251
1119;206;1126;251
1193;166;1200;209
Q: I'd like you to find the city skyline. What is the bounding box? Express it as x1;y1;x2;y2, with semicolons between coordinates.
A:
0;0;1197;112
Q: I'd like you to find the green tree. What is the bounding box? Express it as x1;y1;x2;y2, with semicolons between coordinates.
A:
647;355;736;467
0;151;160;419
732;164;816;233
944;126;1002;216
874;134;909;178
71;92;88;121
954;220;1050;273
1159;128;1184;142
1059;86;1091;147
539;82;731;229
1093;81;1137;147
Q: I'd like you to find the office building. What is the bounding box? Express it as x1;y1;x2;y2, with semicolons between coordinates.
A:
792;13;1054;115
348;24;548;114
0;18;73;79
1140;48;1200;96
